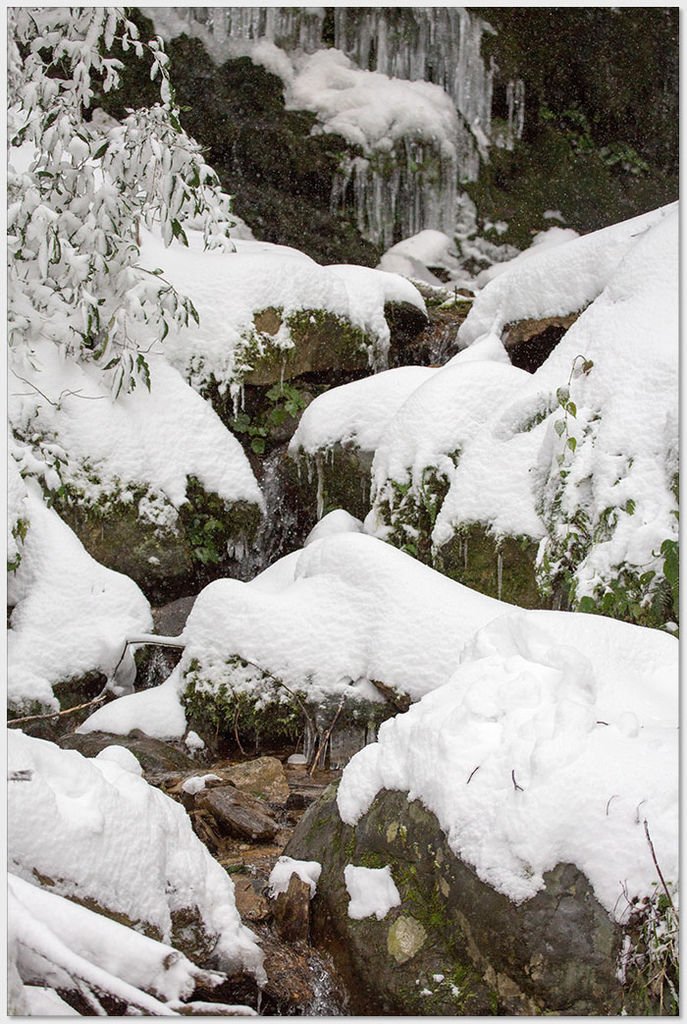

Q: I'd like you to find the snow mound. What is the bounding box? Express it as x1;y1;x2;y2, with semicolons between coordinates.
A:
344;864;401;921
8;730;263;979
378;229;462;288
268;857;322;898
86;532;508;738
145;228;425;395
338;608;678;917
459;204;672;349
290;366;437;457
8;481;152;711
475;225;580;288
79;666;187;740
9;338;262;525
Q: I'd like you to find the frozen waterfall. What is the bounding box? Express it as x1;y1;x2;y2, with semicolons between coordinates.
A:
144;6;525;246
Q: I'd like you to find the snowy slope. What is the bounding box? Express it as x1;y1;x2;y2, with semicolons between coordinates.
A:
338;607;678;918
8;730;264;978
8;480;152;711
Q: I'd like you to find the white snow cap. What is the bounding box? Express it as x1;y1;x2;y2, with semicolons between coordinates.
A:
338;607;677;919
95;745;143;776
344;864;401;921
268;857;322;899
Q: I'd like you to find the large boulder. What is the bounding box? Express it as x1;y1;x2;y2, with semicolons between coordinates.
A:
286;785;628;1016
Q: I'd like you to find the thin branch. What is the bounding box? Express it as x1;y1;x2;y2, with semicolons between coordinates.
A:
605;794;619;816
466;766;480;784
511;769;524;792
309;694;346;776
643;819;675;910
8;691;108;727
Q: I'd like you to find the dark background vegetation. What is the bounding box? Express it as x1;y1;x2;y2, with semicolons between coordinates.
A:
99;7;678;262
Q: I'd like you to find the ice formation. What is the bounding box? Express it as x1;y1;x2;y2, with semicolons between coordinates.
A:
144;7;525;247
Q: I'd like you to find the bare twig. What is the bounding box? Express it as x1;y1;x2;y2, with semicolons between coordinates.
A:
466;766;480;784
635;799;647;824
233;703;246;757
643;819;675;910
606;794;619;816
8;692;108;727
511;769;523;792
309;694;346;776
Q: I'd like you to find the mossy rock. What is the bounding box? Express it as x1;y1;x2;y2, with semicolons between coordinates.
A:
241;308;373;387
286;786;633;1015
182;659;391;763
54;478;261;605
434;524;549;609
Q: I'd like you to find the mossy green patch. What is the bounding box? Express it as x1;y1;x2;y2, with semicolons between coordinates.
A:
436;523;544;608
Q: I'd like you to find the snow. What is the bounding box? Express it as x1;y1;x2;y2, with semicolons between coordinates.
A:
268;856;322;898
145;227;425;395
460;204;673;349
8;729;264;979
304;509;363;546
182;774;221;796
344;864;401;921
475;225;580;288
290;366;437;457
185;729;206;751
95;745;143;776
8;480;152;711
9;336;262;521
288;49;461;161
337;607;678;918
352;203;679;609
23;987;75;1016
79;665;187;739
378;229;462;288
85;532;509;738
9;873;226;1007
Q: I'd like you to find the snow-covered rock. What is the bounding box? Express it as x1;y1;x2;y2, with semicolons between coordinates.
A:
8;730;264;979
8;481;152;713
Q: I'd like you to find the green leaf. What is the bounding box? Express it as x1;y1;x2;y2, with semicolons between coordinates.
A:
567;436;577;452
251;436;266;455
566;401;577;418
554;419;566;436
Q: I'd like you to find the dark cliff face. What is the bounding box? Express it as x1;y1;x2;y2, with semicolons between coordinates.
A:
98;8;678;260
470;7;678;246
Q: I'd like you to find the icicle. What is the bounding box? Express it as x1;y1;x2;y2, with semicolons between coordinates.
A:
315;452;324;521
497;549;503;601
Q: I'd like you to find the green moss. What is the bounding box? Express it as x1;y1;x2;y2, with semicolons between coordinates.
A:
435;524;544;608
182;659;303;752
179;475;260;566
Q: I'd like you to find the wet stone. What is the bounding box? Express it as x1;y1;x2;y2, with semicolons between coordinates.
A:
197;786;279;842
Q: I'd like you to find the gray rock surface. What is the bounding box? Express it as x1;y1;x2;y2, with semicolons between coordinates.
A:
286;784;629;1016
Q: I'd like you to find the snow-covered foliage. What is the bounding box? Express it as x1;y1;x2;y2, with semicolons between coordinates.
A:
7;8;236;395
8;478;152;713
8;730;264;979
338;607;678;918
9;337;262;533
299;204;678;628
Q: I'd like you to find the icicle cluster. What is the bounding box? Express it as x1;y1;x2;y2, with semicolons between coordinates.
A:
147;7;525;247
